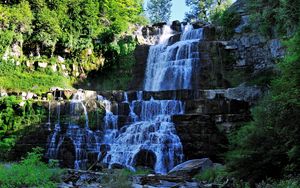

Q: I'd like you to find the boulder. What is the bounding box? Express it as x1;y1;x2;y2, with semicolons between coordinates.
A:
168;158;213;177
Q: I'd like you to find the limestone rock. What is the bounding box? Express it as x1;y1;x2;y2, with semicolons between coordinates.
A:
51;64;57;72
234;15;250;33
0;91;8;97
84;90;97;100
58;56;65;63
38;62;48;68
26;60;34;67
10;43;22;58
168;158;213;177
224;85;262;102
268;39;284;58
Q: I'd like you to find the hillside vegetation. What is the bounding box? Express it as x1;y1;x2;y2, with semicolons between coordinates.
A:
0;0;146;92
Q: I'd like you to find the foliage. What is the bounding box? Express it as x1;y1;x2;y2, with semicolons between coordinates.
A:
0;96;46;159
225;29;300;183
0;0;146;92
0;147;64;188
212;8;241;39
194;165;227;183
147;0;172;23
101;168;151;188
0;60;71;93
247;0;300;37
76;36;138;90
257;178;300;188
185;0;233;22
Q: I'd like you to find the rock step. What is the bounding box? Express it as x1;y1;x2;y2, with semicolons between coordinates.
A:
96;86;261;103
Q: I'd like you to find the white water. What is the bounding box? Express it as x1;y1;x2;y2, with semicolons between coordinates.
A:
47;24;203;173
47;90;101;170
103;91;184;174
144;25;203;91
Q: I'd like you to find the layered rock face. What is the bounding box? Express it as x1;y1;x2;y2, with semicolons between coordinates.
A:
130;23;230;90
13;16;268;174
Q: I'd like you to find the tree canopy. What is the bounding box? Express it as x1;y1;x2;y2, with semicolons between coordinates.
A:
147;0;172;23
185;0;232;22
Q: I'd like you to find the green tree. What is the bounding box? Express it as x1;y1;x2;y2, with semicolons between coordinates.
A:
185;0;232;22
247;0;300;36
147;0;172;23
226;29;300;183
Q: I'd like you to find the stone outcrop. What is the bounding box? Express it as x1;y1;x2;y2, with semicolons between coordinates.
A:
217;0;285;86
129;45;150;90
168;158;213;177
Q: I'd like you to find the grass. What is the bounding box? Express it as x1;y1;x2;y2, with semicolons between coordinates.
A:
0;61;72;94
0;147;64;188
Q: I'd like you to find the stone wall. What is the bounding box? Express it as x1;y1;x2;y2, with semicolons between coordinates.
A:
218;0;285;86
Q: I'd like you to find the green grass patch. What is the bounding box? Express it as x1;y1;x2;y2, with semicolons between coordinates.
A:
0;147;64;188
0;61;71;94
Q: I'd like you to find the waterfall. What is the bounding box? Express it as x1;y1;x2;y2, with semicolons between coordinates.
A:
46;24;203;173
144;24;203;91
102;91;184;174
97;95;118;144
47;90;102;170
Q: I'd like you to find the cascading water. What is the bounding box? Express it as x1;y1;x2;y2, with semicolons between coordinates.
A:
47;90;102;169
102;92;184;174
97;95;118;144
144;24;203;91
46;24;203;173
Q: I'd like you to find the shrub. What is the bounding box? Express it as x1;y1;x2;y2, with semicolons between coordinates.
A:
0;147;64;188
194;165;227;183
225;29;300;183
213;9;241;39
0;60;71;94
0;96;46;159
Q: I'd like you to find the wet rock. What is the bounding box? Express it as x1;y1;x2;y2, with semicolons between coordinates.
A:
203;25;216;41
152;22;167;28
111;163;125;169
168;34;181;46
129;45;150;90
168;158;213;177
171;20;182;32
